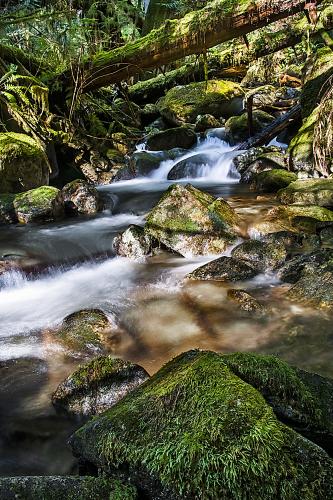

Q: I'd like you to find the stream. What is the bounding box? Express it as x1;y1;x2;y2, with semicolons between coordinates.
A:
0;130;332;476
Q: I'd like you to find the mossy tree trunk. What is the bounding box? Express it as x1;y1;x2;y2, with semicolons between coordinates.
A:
72;0;322;93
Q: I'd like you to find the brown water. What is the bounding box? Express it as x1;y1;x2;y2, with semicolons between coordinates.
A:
0;168;332;476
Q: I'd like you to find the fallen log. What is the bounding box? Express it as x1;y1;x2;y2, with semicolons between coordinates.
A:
236;103;302;150
75;0;322;93
128;7;333;105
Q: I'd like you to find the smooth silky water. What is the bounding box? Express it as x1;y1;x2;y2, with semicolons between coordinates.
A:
0;131;332;475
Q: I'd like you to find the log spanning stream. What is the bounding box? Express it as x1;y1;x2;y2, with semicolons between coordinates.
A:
0;130;332;475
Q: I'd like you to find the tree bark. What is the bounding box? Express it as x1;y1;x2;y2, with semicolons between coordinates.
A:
75;0;322;93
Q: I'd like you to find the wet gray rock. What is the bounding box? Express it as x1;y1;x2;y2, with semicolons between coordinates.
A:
146;126;196;151
113;225;153;260
167;152;219;180
287;261;333;309
231;239;287;272
227;289;266;315
62;180;102;215
0;476;136;500
195;114;221;132
233;146;286;180
52;356;149;416
262;231;320;254
278;249;333;283
188;256;258;281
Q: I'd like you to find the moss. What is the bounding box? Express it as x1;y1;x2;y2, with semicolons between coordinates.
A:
301;47;333;118
225;110;274;145
288;107;318;172
13;186;63;223
0;476;137;500
158;79;244;124
278;178;333;206
0;193;16;223
71;350;333;499
252;169;297;193
56;309;109;354
0;133;49;193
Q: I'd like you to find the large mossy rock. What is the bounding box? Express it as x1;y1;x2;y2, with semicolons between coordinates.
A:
288;107;318;173
251;169;297;193
146;126;196;151
62;180;102;215
278;178;333;207
158;80;244;126
225;110;274;145
0;476;137;500
145;183;241;256
113;225;153;260
0;133;49;193
250;204;333;237
287;260;333;309
70;350;333;500
13;186;64;223
278;248;333;283
52;356;149;416
54;309;111;355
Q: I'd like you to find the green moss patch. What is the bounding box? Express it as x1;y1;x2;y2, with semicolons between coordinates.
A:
251;169;297;193
278;178;333;207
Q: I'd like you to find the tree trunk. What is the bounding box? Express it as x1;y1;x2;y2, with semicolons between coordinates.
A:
75;0;322;93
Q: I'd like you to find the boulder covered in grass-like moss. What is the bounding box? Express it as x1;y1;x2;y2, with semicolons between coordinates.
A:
52;356;149;416
145;183;241;256
225;110;274;145
70;350;333;500
13;186;64;223
158;80;244;126
0;476;137;500
0;133;49;193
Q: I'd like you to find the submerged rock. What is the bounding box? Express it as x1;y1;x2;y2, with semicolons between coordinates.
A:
70;350;333;500
225;110;274;145
0;476;136;500
62;180;102;215
52;356;149;416
158;80;244;126
278;179;333;207
145;183;241;256
0;133;49;193
227;289;266;315
251;169;297;193
146;126;196;151
188;256;258;281
13;186;64;223
231;239;287;272
250;205;333;237
113;225;153;260
54;309;111;355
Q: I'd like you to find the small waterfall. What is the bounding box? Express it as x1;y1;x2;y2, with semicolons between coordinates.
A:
146;129;241;182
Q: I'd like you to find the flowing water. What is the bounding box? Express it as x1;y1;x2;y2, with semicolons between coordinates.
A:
0;130;332;476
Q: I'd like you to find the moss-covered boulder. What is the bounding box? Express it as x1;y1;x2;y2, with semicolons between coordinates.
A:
225;110;274;145
288;107;318;173
0;194;17;224
250;205;333;237
278;248;333;283
13;186;64;223
287;260;333;309
251;169;297;193
52;356;149;416
188;255;258;281
145;183;241;256
62;180;102;215
231;239;287;272
70;350;333;500
0;133;49;193
54;309;111;355
278;178;333;207
113;225;153;260
0;476;137;500
158;80;244;126
222;352;333;453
